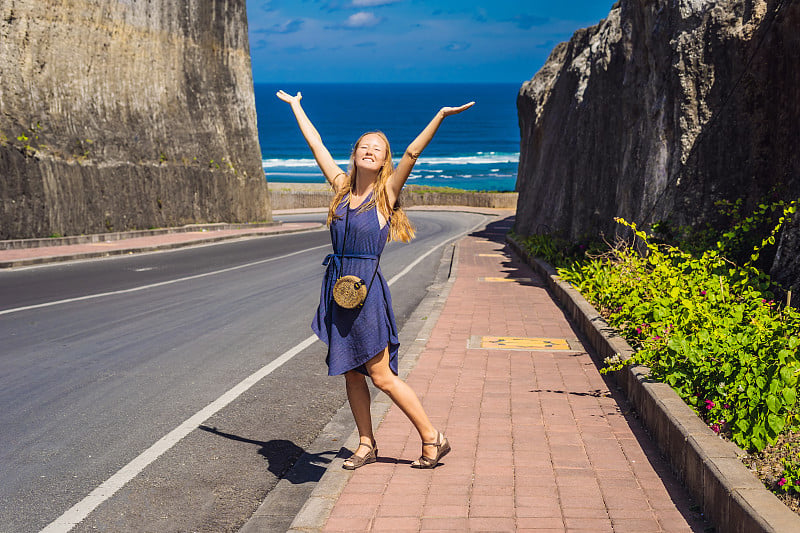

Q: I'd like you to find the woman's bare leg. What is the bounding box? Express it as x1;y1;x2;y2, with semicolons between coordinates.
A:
344;370;376;464
364;347;440;460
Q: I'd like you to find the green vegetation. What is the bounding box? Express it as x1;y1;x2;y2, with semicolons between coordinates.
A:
404;184;515;194
514;199;800;498
13;122;43;157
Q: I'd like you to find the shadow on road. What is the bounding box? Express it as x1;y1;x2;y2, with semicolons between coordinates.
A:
199;425;336;484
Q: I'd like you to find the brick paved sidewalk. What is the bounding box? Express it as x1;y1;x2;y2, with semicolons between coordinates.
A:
322;219;706;532
0;222;320;267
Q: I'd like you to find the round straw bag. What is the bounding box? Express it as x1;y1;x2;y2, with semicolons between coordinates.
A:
333;275;367;309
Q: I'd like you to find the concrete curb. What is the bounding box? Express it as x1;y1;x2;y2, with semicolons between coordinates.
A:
506;236;800;533
239;239;461;532
0;222;278;250
0;225;323;269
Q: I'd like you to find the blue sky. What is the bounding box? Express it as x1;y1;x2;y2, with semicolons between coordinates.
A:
246;0;616;83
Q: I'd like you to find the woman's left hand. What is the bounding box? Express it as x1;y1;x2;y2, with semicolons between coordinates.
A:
440;102;475;117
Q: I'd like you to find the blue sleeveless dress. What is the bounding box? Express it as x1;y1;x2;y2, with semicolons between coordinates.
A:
312;193;400;376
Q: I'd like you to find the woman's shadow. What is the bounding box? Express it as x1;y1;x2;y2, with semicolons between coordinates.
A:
199;425;339;484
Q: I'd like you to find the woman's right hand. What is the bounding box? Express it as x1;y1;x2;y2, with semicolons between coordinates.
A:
276;90;302;104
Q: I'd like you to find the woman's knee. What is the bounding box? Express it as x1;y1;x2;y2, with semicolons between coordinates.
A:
369;371;397;393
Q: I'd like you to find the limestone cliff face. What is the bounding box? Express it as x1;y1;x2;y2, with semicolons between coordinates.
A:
516;0;800;290
0;0;269;239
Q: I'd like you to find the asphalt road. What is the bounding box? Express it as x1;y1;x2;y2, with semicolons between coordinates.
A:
0;210;490;533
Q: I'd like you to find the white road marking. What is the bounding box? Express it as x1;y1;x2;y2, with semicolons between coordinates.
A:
0;245;330;316
40;214;491;532
40;335;318;532
385;218;483;285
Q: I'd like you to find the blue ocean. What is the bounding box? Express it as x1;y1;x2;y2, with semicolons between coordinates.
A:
253;83;520;192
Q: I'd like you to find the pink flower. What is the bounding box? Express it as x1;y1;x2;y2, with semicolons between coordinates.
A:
705;400;715;410
653;335;662;340
710;424;721;434
636;327;642;334
723;403;731;410
700;290;706;296
778;478;787;487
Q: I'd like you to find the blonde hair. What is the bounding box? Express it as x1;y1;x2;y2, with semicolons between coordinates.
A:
327;131;415;243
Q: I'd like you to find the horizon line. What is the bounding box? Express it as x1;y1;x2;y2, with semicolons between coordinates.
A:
253;80;526;85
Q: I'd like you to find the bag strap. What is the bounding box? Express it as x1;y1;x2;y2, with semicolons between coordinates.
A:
337;202;349;269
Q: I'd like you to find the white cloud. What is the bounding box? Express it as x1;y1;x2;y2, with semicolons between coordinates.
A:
253;18;305;34
342;11;383;28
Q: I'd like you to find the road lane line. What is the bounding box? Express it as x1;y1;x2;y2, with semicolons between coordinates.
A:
41;214;491;532
40;335;319;532
1;244;330;316
386;216;488;286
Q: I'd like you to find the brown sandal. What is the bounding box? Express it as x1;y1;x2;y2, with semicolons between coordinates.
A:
342;440;378;470
411;432;450;469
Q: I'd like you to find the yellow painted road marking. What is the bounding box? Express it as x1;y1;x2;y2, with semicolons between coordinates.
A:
468;335;583;352
481;276;533;283
483;336;570;350
478;253;505;257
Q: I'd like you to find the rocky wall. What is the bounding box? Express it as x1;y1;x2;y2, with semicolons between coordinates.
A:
0;0;269;239
515;0;800;291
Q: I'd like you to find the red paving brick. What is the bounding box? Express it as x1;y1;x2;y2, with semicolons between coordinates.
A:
321;220;707;532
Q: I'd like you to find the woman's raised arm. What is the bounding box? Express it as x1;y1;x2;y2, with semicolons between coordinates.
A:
387;102;475;206
276;90;347;191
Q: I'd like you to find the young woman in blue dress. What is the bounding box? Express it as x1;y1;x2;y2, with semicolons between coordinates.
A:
277;89;473;469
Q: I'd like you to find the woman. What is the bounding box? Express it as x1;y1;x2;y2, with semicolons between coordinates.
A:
277;89;473;469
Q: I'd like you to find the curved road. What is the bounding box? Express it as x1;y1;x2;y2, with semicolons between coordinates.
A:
0;210;490;532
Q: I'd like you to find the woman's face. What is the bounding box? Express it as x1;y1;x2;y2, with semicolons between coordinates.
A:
353;133;387;174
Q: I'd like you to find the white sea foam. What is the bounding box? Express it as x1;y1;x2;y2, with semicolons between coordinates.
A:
264;171;322;177
262;152;519;169
262;158;350;168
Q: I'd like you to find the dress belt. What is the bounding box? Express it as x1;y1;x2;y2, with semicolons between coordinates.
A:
322;253;379;276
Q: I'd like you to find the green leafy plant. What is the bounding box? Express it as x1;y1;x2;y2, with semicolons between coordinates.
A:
16;132;36;157
509;230;603;267
780;443;800;494
516;199;800;495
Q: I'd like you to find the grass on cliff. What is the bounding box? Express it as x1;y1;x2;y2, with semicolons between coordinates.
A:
512;199;800;514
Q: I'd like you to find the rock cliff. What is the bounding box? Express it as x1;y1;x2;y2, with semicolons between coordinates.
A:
516;0;800;291
0;0;269;239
